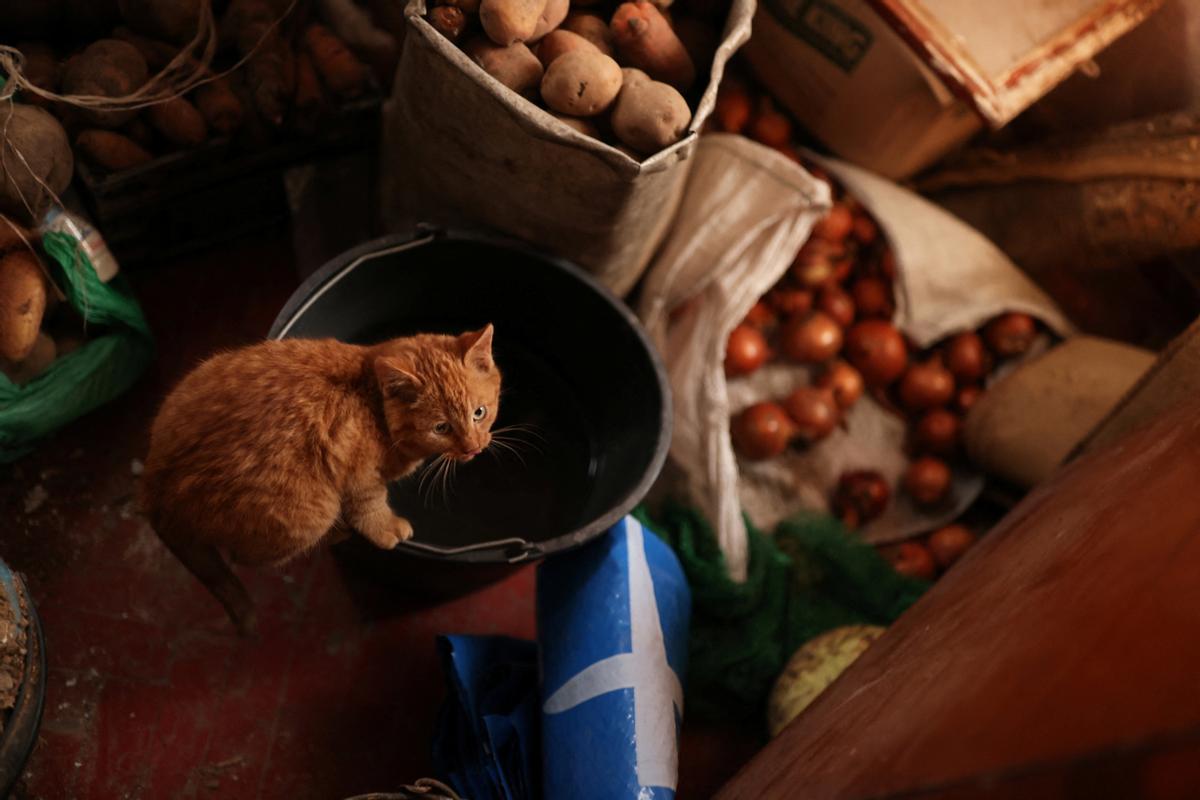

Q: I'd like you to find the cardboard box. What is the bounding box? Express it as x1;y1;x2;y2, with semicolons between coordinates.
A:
746;0;1164;178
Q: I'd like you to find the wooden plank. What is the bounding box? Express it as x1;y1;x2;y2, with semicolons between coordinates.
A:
717;393;1200;799
1074;314;1200;457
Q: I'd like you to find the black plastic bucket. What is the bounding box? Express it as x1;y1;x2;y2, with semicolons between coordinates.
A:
268;229;671;594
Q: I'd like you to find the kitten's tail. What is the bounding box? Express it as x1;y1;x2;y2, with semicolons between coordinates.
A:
157;529;257;637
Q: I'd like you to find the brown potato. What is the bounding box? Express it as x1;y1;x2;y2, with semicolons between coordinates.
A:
540;49;623;116
535;30;598;68
610;72;691;154
551;112;600;137
465;38;544;95
561;12;614;56
480;0;547;45
529;0;569;42
0;249;47;362
76;129;155;171
147;96;207;147
1;331;56;386
61;39;149;128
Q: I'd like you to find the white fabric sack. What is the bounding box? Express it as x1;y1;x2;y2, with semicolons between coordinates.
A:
640;138;1072;582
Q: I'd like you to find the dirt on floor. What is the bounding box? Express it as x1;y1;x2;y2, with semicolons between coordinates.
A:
0;582;28;737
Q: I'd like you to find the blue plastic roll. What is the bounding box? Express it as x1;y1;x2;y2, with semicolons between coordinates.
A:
538;516;692;800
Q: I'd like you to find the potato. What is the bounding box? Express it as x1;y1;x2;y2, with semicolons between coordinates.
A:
77;129;155;171
118;0;204;44
610;0;695;90
194;77;245;136
529;0;569;42
562;12;614;56
61;39;149;128
1;332;56;386
480;0;547;45
551;113;599;137
0;250;48;362
465;38;544;95
610;71;691;154
541;50;622;116
122;116;156;148
147;96;207;146
535;30;598;68
440;0;481;14
0;104;73;225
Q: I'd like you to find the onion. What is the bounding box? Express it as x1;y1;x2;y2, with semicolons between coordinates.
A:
782;386;840;442
852;213;878;245
898;359;955;411
927;524;976;569
815;360;863;409
955;385;983;415
903;456;951;507
845;321;907;386
832;470;890;528
725;324;769;377
743;301;776;329
851;277;893;318
780;311;843;364
912;408;960;456
878;541;936;581
817;285;855;328
750;108;793;148
812;203;854;242
768;287;814;316
983;312;1036;358
791;239;844;288
943;332;988;383
732;402;794;461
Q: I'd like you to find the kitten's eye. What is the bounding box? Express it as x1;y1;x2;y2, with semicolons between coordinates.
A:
473;405;487;421
434;422;451;435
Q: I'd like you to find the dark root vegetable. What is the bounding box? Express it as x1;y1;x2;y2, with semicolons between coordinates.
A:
879;541;936;581
851;277;893;318
782;386;839;442
927;524;976;569
725;324;769;377
812;204;853;243
743;301;776;329
732;402;794;461
768;287;813;316
791;239;843;288
833;469;889;528
913;408;960;456
817;284;855;328
898;359;955;412
983;312;1037;358
815;360;863;409
845;320;907;386
904;456;951;507
780;311;843;364
944;331;987;383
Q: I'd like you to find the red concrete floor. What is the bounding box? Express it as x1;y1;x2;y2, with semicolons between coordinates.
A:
1;229;761;799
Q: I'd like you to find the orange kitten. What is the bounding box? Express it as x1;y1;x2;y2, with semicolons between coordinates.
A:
141;326;500;634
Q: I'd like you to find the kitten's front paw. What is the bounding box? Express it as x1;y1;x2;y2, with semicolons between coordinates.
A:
389;516;414;546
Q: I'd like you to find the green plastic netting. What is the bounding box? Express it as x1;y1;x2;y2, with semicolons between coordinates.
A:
0;230;153;461
636;502;928;723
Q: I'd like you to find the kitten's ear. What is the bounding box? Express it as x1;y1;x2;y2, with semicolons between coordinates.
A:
458;324;495;372
374;357;423;401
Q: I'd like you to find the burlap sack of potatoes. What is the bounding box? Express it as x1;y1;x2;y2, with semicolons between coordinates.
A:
639;138;1073;582
380;0;754;296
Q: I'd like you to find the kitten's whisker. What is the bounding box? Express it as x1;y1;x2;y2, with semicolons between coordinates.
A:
492;432;544;457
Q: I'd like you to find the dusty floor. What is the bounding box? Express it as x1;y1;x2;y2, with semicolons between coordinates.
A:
0;230;759;799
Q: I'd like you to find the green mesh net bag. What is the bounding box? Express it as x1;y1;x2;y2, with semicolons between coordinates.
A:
636;502;928;723
0;227;153;461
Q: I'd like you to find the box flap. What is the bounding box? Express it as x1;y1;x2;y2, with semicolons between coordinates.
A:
868;0;1165;126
